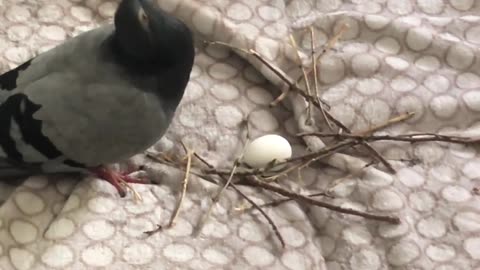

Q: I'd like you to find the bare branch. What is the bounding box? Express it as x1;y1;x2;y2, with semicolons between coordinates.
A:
299;132;480;145
243;176;400;224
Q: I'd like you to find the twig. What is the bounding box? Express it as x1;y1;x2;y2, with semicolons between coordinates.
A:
293;113;413;173
263;139;360;182
168;147;194;228
310;26;333;130
262;158;312;181
269;90;289;106
243;176;400;224
341;113;413;172
298;133;480;145
145;143;402;237
143;35;430;242
237;191;333;212
326;162;375;193
257;139;357;182
215;157;242;199
289;34;314;125
195;157;241;235
192;151;285;248
361;143;396;173
356;112;415;136
388;158;421;167
300;113;413;173
207;41;290;83
297;23;350;84
119;180;143;202
207;35;357;135
196;119;252;233
149;149;400;224
229;183;286;248
206;41;328;110
346;112;412;172
326;23;349;52
146;152;254;184
243;117;252;140
207;40;360;140
144;224;162;236
284;139;359;164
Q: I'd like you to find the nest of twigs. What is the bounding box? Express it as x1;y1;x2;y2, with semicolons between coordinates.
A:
139;25;480;248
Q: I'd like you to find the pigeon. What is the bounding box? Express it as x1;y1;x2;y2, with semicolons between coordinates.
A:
0;0;195;196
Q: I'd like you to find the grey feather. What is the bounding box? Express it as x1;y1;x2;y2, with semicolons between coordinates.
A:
0;0;195;175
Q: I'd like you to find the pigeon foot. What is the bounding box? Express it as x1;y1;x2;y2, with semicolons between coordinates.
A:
91;166;146;197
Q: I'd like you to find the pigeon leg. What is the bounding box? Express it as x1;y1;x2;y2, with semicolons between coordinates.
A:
90;167;147;197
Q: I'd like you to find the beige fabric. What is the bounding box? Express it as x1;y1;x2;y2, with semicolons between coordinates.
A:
1;0;480;269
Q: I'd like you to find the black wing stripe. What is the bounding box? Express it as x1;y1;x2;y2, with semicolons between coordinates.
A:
0;94;63;163
0;95;25;161
0;59;33;91
15;94;63;159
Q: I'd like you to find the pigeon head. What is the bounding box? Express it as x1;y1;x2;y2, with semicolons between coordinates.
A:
113;0;193;66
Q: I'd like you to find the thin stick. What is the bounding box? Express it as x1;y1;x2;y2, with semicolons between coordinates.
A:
229;183;286;248
215;158;241;199
289;34;314;125
260;191;333;207
270;90;289;107
262;158;313;181
244;176;400;224
298;133;480;145
356;112;415;136
195;125;251;233
238;191;333;212
208;40;289;86
144;224;162;236
207;40;346;134
146;152;254;185
326;23;349;52
326;162;375;193
347;112;413;173
283;139;359;164
206;41;327;110
258;139;358;182
195;158;240;234
168;148;193;228
339;113;414;173
309;27;333;130
295;113;414;173
192;152;285;248
296;166;305;185
144;148;196;236
360;143;395;173
117;178;143;202
263;139;359;182
298;23;350;84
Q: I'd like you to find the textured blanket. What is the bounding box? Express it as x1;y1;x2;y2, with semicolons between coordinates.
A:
1;0;479;269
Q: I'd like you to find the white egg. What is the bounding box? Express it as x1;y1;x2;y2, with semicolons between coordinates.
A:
242;134;292;168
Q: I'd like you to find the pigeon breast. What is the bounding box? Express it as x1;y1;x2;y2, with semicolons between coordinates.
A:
4;25;175;169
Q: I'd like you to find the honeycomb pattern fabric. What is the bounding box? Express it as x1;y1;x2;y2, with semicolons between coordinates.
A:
0;0;480;269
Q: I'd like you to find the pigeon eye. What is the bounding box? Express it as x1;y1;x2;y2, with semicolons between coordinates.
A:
138;8;149;27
